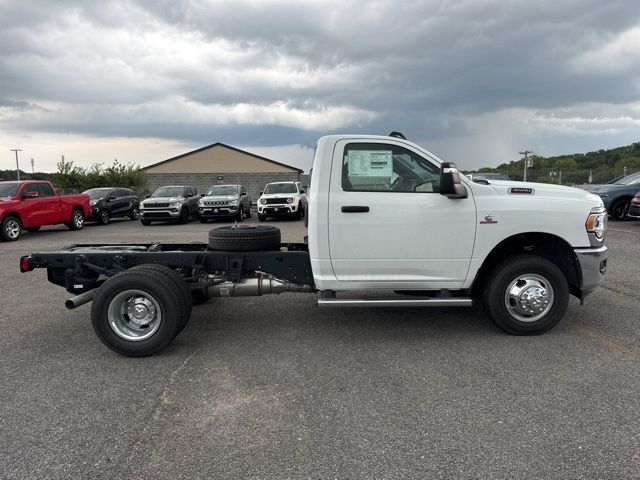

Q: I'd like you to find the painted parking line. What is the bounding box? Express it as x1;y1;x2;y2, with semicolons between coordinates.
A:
606;227;640;235
571;321;640;363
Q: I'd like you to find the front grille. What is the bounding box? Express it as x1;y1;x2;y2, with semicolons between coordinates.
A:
264;197;289;205
144;202;170;208
204;201;228;206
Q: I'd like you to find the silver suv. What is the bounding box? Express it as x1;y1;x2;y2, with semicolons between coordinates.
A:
139;185;200;225
198;184;252;222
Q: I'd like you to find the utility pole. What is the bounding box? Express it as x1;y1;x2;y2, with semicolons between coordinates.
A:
10;149;22;181
519;150;533;182
31;158;35;174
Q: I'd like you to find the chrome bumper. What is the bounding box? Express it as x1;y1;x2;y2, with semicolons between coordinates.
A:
574;245;608;297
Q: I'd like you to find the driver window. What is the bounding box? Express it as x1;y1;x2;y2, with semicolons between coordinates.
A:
342;143;440;193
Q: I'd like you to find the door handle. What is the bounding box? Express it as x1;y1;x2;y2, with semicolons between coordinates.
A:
341;206;369;213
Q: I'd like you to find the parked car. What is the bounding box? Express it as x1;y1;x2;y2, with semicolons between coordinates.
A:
257;181;307;221
0;180;90;241
581;171;640;220
197;184;251;222
83;188;139;225
466;172;511;182
628;192;640;219
138;185;200;225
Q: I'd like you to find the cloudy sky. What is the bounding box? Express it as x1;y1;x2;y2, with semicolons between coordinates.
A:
1;0;639;173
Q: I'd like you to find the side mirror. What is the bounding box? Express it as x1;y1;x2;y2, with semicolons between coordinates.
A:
240;192;246;196
145;194;150;198
440;162;467;199
259;191;263;195
300;189;305;194
23;190;39;199
186;193;193;198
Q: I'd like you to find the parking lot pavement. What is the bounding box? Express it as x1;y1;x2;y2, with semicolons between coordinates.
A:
1;218;639;479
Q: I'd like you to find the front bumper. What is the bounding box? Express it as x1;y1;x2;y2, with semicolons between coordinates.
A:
198;205;238;218
574;245;608;297
628;203;640;218
139;208;181;220
258;204;298;215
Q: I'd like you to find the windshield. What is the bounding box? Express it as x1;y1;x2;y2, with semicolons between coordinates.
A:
83;188;112;200
614;172;640;185
206;185;238;196
151;186;184;198
264;183;296;194
0;183;19;197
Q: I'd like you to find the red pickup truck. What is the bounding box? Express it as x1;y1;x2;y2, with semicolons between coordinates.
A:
0;180;90;241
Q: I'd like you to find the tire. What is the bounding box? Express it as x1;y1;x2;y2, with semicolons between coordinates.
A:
482;254;569;335
208;225;281;251
26;226;41;232
67;209;85;230
1;215;22;242
130;205;140;220
258;214;266;222
295;204;303;220
179;207;189;224
236;207;244;222
245;205;252;218
91;269;186;356
610;198;630;221
128;265;193;333
99;209;110;225
141;220;151;226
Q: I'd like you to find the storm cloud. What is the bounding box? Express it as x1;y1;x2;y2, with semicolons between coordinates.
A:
1;0;639;171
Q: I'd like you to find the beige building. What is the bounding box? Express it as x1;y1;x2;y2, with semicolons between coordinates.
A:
144;143;302;200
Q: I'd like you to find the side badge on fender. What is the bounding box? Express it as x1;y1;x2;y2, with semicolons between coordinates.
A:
480;214;498;224
509;187;534;195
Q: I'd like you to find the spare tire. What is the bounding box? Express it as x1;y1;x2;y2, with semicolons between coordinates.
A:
208;225;281;251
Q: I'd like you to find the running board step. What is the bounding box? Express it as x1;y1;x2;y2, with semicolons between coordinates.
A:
317;298;473;308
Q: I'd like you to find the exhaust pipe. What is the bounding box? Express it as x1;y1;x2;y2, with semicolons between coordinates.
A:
206;276;312;298
65;289;97;310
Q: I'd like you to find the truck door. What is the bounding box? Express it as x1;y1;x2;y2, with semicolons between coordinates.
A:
36;183;61;224
327;139;476;288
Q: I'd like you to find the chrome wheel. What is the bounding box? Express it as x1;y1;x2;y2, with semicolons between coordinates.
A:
4;218;21;240
108;289;162;341
504;274;554;322
100;210;110;225
131;206;140;220
73;210;84;228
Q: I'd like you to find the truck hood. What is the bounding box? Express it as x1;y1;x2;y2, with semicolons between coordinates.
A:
579;184;631;195
481;180;604;208
141;196;184;204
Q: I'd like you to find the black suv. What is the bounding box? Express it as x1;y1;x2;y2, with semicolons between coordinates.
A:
83;188;140;225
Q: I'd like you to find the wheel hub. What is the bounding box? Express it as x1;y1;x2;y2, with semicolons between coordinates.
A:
126;296;157;326
505;274;554;322
6;220;20;238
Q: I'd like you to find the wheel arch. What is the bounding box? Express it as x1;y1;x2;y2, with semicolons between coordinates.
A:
1;211;22;224
607;195;632;213
470;232;581;300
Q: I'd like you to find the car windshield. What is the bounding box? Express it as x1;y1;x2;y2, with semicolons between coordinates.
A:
83;188;112;200
614;172;640;185
0;183;19;197
151;187;184;197
264;183;296;194
206;185;238;196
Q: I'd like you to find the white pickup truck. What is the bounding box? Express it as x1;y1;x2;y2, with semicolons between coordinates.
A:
21;133;608;356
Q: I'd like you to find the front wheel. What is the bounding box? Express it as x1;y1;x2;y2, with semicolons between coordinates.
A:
1;215;22;241
140;220;151;226
67;209;85;230
130;205;140;220
258;214;266;222
482;254;569;335
178;208;189;224
610;199;630;221
236;207;244;222
99;209;110;225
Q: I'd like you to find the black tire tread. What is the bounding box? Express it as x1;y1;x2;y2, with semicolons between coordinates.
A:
208;225;281;251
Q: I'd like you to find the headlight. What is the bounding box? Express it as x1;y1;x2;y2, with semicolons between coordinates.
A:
586;212;607;240
260;198;267;205
169;201;182;208
198;199;204;205
286;197;294;204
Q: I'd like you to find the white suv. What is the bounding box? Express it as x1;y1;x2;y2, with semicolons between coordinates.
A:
257;181;307;221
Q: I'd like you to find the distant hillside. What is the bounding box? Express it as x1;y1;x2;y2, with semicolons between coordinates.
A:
478;142;640;184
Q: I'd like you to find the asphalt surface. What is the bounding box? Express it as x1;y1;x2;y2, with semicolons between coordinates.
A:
1;216;639;479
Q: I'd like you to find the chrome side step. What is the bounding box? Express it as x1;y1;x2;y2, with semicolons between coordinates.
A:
317;298;473;308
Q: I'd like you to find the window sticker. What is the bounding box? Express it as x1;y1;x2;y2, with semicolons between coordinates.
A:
347;150;393;177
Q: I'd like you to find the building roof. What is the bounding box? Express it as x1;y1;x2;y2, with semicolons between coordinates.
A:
143;142;303;173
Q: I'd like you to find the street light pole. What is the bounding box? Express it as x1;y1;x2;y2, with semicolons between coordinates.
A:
10;149;22;181
519;150;533;182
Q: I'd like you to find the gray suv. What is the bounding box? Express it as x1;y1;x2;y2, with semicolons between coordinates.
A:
139;185;200;225
198;184;252;222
